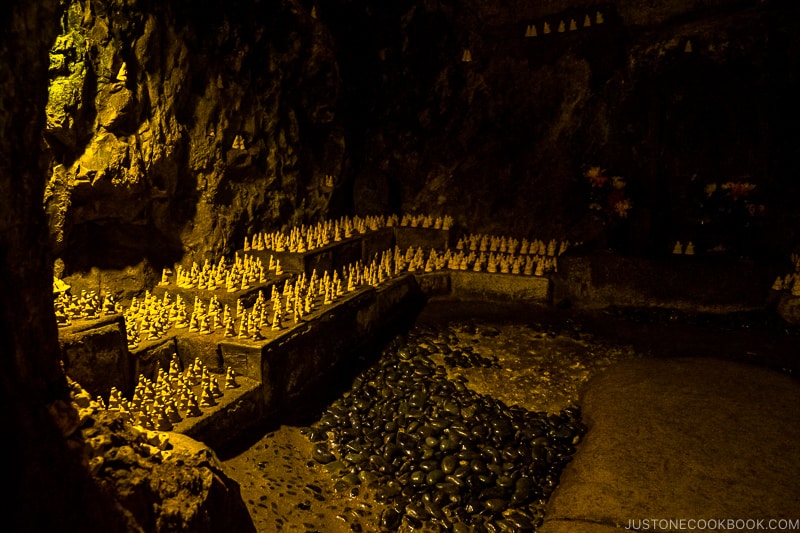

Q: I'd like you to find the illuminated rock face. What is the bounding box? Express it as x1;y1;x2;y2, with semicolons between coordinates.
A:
44;0;344;276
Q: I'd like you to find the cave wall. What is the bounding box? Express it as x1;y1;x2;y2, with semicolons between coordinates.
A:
1;1;130;530
326;0;800;258
45;0;345;282
45;0;800;292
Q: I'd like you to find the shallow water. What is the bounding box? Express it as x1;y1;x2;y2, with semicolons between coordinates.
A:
220;309;640;532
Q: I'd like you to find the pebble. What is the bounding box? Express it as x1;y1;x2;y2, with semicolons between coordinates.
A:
306;323;586;531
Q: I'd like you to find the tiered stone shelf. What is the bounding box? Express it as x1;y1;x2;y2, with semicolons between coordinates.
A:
56;215;564;448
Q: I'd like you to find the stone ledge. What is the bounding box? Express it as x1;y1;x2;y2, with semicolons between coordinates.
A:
541;358;800;532
415;270;552;304
552;251;781;312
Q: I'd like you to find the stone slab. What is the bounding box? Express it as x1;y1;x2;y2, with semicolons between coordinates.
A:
368;273;426;335
415;271;452;297
540;358;800;532
236;232;383;277
553;251;782;312
449;271;551;303
152;272;292;309
59;315;132;398
58;313;122;334
131;336;177;385
173;375;266;450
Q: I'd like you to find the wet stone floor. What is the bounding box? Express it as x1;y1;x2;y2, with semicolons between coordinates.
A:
220;316;639;532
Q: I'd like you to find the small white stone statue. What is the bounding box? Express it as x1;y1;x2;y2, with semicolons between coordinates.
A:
117;62;127;82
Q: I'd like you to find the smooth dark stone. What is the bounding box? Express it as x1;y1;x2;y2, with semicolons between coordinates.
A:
515;476;534;493
382;443;400;459
437;481;461;495
344;452;366;464
481;446;500;462
453;465;472;479
444;474;465;488
479;486;507;500
443;401;461;415
374;484;401;502
439;438;458;452
312;444;335;464
409;390;428;408
426;469;445;485
430;417;450;430
405;503;428;521
457;450;480;462
496;519;518;532
496;475;514;488
419;459;439;472
324;460;346;474
420;447;435;460
441;454;458;474
401;485;417;498
381;507;402;529
423;498;445;520
358;470;378;484
404;516;423;530
333;480;350;493
505;511;535;530
410;470;426;486
467;474;486;491
483;498;508;513
464;498;484;514
470;459;488;474
369;454;391;472
342;472;361;486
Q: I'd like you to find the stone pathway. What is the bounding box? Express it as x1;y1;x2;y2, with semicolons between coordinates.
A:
539;358;800;532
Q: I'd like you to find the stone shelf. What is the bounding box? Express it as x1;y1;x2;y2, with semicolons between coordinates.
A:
58;268;554;449
151;271;293;309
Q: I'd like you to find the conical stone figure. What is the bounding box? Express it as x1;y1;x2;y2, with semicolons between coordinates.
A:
225;366;240;389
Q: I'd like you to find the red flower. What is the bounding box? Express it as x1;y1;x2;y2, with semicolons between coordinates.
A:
585;166;608;188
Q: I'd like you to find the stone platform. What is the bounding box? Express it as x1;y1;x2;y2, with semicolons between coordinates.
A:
539;358;800;533
553;250;783;313
237;227;409;276
151;271;293;309
59;267;554;448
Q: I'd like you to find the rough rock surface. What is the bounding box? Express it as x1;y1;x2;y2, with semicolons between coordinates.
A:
44;0;345;283
2;1;136;531
44;0;800;294
68;376;256;533
539;357;800;532
325;0;800;258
